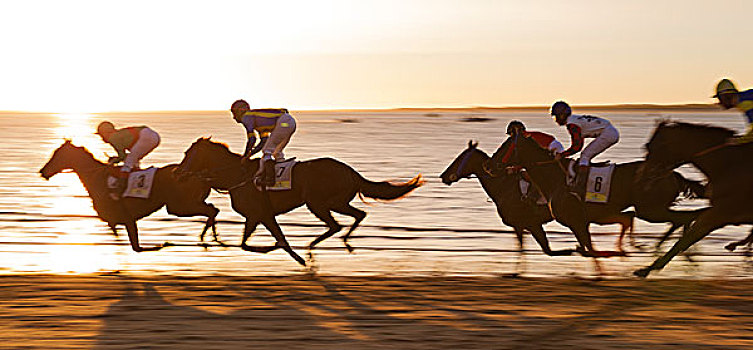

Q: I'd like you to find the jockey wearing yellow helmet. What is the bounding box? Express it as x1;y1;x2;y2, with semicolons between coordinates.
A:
714;78;753;144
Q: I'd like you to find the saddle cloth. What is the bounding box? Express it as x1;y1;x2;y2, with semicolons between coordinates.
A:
267;158;296;191
584;164;615;203
108;167;157;199
567;161;616;203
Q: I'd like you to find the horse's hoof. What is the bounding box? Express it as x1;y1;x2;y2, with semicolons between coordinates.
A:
344;242;355;254
633;268;651;278
725;243;737;252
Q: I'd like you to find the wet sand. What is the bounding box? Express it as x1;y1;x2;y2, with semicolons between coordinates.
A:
0;275;751;349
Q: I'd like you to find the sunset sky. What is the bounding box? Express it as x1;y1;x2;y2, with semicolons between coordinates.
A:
0;0;750;112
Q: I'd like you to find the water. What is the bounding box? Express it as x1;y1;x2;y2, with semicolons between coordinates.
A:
2;109;752;278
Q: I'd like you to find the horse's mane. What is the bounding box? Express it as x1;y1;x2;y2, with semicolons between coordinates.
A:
195;137;241;157
515;133;556;160
63;141;103;164
648;120;735;149
658;120;735;136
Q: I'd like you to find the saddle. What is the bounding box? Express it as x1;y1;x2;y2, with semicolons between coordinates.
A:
250;158;297;191
107;167;157;199
566;159;616;203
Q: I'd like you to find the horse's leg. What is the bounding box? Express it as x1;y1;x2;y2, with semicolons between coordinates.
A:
332;204;366;253
552;193;614;276
552;192;598;254
597;212;634;253
307;205;343;250
725;227;753;252
512;227;526;275
124;221;166;252
165;201;221;245
656;222;682;250
259;215;306;266
635;207;705;250
625;211;636;250
528;225;574;256
240;218;278;253
108;223;119;237
635;208;728;278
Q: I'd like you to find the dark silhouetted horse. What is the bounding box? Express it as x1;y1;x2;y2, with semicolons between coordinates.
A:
175;137;423;266
635;121;753;277
440;141;632;274
492;135;705;273
39;140;219;252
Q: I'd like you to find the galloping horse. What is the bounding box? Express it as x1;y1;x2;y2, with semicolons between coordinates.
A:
175;137;423;266
493;135;706;269
39;140;219;252
635;121;753;277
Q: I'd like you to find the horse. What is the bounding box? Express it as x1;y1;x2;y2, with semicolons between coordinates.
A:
39;140;219;252
496;134;706;269
174;137;423;266
441;141;636;273
634;121;753;277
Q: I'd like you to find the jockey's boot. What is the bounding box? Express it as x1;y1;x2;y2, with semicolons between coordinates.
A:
110;173;128;200
262;160;276;187
571;165;589;200
253;160;276;188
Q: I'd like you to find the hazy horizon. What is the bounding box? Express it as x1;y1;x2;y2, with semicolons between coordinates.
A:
0;1;750;112
0;102;723;115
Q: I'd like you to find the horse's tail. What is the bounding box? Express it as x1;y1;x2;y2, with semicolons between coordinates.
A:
357;174;424;201
674;172;707;199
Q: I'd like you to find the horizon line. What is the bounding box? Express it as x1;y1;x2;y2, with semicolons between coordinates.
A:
0;102;720;115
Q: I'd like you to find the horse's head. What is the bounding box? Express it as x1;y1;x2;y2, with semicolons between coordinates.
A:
39;140;82;180
639;120;734;181
175;137;238;180
440;140;489;185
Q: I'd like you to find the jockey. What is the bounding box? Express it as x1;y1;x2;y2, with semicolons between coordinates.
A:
714;78;753;144
96;121;161;173
506;120;564;153
487;120;564;175
230;99;297;187
96;121;161;200
551;101;619;197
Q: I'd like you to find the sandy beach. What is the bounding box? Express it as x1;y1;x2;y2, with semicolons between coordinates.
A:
0;274;749;349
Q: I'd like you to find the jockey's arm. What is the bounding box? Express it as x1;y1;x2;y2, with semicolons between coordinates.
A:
247;136;268;158
243;131;257;158
106;132;129;164
559;124;584;158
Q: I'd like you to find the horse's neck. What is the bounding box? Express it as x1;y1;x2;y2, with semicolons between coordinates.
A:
71;152;108;197
207;154;249;190
476;171;504;199
525;160;567;195
690;147;740;181
479;173;520;203
469;152;509;200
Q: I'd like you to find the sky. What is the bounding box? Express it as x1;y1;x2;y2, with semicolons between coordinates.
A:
0;0;750;112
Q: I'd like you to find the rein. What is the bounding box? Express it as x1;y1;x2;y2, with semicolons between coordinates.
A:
180;147;255;191
645;140;730;181
691;142;729;159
